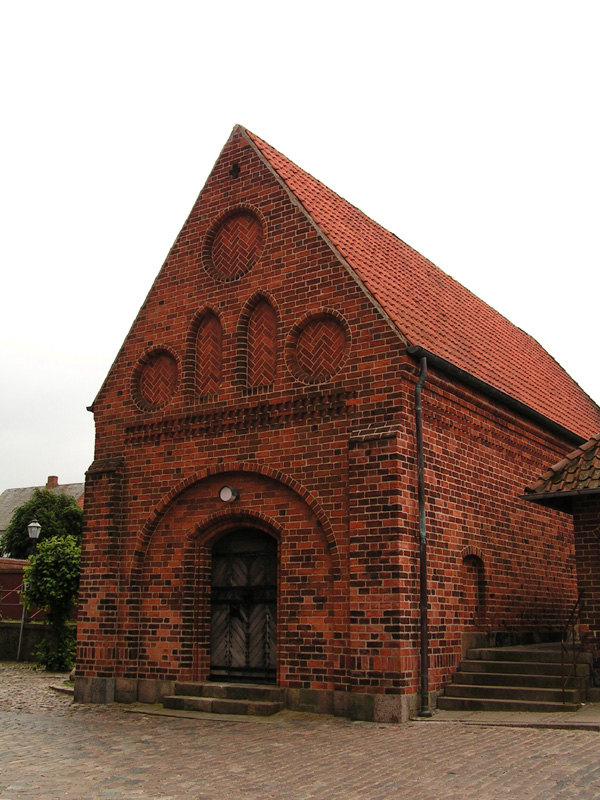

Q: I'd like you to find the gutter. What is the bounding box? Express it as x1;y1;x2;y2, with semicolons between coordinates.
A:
406;346;585;447
522;486;600;514
415;356;431;717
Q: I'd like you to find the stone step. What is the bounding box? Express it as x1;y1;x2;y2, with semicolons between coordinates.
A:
443;683;582;704
453;671;587;690
173;681;285;703
458;659;590;677
163;694;284;716
466;646;592;665
437;696;581;713
163;681;285;717
439;643;592;713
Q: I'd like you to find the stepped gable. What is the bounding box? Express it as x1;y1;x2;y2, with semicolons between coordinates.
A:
245;128;600;440
524;431;600;511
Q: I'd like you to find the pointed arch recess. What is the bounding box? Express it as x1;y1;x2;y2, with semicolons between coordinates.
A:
128;462;340;580
190;508;285;548
237;291;279;389
461;546;487;621
460;546;485;563
185;306;223;399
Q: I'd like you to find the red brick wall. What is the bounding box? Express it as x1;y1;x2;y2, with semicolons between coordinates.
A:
416;371;577;689
573;495;600;663
77;128;579;715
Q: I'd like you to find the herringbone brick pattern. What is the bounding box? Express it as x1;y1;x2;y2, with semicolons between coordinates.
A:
296;316;348;381
196;312;222;396
211;211;263;278
139;352;178;407
248;298;277;386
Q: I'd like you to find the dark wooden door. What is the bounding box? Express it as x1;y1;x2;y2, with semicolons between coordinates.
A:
210;529;277;683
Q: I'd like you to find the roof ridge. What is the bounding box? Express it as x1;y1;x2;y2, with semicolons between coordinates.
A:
242;127;600;439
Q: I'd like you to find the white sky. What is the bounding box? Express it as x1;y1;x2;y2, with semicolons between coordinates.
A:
1;1;598;492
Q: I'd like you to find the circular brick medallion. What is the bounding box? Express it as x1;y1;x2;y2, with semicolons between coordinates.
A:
203;207;265;281
287;312;350;384
133;348;179;411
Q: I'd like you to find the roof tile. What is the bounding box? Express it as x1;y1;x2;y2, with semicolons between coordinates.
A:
245;128;600;439
526;432;600;496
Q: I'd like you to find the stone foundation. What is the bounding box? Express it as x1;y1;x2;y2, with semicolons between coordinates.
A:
74;676;421;722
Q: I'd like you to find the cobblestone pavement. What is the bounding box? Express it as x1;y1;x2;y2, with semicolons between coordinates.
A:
2;663;600;800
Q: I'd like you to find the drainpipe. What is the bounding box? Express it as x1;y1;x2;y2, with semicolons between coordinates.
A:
415;356;432;717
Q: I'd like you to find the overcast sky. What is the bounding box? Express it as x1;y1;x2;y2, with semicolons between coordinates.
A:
1;1;598;492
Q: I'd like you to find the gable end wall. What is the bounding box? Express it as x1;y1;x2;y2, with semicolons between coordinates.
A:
77;129;579;721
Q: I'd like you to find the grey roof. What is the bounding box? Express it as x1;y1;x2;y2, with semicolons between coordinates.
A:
0;480;84;533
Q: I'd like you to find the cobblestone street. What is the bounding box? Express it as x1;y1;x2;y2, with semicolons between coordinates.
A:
2;663;600;799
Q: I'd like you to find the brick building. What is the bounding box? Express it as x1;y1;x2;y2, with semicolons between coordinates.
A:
75;126;600;721
524;432;600;671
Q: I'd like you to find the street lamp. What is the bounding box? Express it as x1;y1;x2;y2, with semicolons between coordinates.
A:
27;518;41;545
17;519;42;661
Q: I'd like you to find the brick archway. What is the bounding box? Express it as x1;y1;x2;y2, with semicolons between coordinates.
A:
192;515;281;683
129;462;340;580
124;467;340;685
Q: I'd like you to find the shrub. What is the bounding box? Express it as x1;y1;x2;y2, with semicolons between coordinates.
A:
24;535;81;671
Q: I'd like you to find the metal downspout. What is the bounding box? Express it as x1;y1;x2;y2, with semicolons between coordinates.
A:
415;356;431;717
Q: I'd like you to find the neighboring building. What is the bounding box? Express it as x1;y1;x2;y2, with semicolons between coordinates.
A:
524;432;600;668
75;126;600;721
0;476;85;541
0;476;84;621
0;558;28;619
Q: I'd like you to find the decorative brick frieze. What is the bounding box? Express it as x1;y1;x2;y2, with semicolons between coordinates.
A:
123;390;356;445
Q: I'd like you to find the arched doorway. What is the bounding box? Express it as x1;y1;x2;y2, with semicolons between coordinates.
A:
210;528;277;683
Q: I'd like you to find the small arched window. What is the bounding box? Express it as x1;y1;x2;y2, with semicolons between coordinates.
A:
462;553;486;623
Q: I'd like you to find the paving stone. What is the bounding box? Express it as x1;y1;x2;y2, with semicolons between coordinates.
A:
2;662;600;798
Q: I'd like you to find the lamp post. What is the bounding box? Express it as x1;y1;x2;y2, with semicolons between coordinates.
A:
26;518;41;553
17;519;42;662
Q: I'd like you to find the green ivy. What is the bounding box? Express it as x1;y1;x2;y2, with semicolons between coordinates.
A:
24;535;81;671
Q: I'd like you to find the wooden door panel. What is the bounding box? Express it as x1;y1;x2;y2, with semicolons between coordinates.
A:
210;605;230;666
229;610;248;668
210;529;277;682
247;603;276;669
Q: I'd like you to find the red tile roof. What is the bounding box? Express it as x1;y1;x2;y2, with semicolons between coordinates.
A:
524;432;600;511
245;128;600;440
